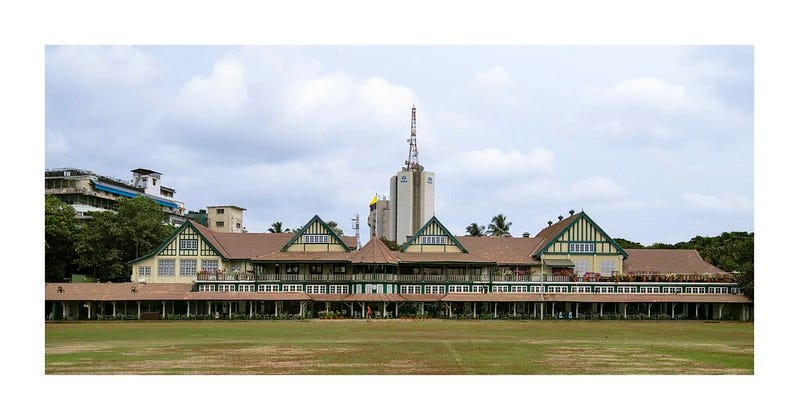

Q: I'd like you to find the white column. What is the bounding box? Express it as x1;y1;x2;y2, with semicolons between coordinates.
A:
187;301;191;317
494;302;497;319
384;302;387;318
600;303;603;318
208;301;211;315
513;302;517;317
137;301;142;319
647;303;651;318
362;302;365;318
87;302;92;320
671;303;675;319
162;301;166;319
695;304;699;320
719;304;724;320
576;303;580;319
623;303;627;319
112;302;117;317
539;302;543;320
473;302;476;319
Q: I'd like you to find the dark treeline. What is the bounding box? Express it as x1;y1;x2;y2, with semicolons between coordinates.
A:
614;232;754;299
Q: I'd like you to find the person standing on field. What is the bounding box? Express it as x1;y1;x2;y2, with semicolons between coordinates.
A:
366;305;372;321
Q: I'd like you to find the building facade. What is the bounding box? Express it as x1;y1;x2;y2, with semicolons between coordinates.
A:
45;167;186;225
206;205;246;233
45;210;751;322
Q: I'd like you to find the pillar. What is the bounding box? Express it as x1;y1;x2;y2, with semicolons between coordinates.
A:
494;302;497;319
551;302;555;318
623;303;627;319
540;302;543;320
647;303;651;319
383;302;387;318
137;301;142;320
671;303;675;319
61;301;67;319
719;304;724;320
600;303;604;318
187;301;191;318
87;302;92;320
532;302;536;317
695;303;699;320
473;302;477;319
162;301;166;319
513;302;517;317
362;302;365;318
576;303;580;319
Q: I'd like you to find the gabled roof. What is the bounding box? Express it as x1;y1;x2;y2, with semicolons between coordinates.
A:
623;249;728;275
350;237;400;265
400;216;468;252
530;211;628;258
281;215;353;252
131;219;357;263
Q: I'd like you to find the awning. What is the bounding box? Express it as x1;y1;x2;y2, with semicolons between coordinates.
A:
544;259;574;267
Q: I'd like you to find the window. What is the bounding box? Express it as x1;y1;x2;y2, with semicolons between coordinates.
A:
425;285;446;294
663;287;682;294
238;284;254;292
685;287;704;294
198;284;215;292
421;235;446;245
596;286;614;293
574;260;590;275
472;285;488;293
201;260;218;272
529;285;543;293
449;285;470;293
569;243;595;253
510;285;527;293
731;287;741;294
708;287;729;294
218;284;236;292
600;260;616;276
283;284;303;292
304;234;330;244
157;259;175;276
330;285;350;294
307;285;326;294
640;286;660;294
548;286;568;293
364;284;380;294
285;264;299;274
573;286;591;293
333;265;347;274
617;286;636;293
492;285;509;293
179;239;198;250
180;259;197;276
258;284;279;292
216;208;225;214
216;221;225;227
310;264;323;274
400;285;422;294
138;266;151;277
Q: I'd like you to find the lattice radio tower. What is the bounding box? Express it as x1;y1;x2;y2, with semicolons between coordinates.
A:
404;105;423;171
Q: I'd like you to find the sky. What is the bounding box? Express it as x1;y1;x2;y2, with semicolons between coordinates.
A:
45;45;753;245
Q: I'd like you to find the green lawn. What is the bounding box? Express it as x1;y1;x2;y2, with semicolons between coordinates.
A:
44;319;753;374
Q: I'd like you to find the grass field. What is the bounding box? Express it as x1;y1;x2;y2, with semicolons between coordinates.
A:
44;319;753;374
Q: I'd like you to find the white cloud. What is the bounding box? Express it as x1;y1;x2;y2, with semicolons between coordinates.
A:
681;192;753;214
290;73;354;113
46;46;159;91
173;58;249;123
607;77;687;109
357;77;416;120
439;147;555;181
473;66;513;86
568;176;628;200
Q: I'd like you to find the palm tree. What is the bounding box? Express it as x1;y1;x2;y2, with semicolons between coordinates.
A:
487;214;512;237
466;223;486;237
268;221;288;233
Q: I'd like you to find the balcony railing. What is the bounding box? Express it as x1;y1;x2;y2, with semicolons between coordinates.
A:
195;272;736;284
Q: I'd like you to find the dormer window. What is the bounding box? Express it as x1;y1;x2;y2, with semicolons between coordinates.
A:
421;235;446;245
569;242;595;253
304;234;330;244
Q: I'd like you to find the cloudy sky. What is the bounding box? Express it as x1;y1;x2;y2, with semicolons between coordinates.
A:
45;45;753;245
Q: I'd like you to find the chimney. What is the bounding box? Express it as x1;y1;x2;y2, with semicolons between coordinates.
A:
522;232;530;238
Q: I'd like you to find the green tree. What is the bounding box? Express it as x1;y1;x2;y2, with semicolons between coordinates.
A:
45;195;77;282
487;214;512;237
74;196;172;281
268;221;288;233
380;237;400;251
327;220;345;237
466;223;486;237
613;238;645;249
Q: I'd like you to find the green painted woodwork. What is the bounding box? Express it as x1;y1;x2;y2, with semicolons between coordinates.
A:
281;215;352;252
400;216;468;252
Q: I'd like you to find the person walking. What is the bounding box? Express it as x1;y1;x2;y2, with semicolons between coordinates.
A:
366;305;372;321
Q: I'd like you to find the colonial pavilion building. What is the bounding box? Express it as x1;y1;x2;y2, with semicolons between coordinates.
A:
44;210;752;321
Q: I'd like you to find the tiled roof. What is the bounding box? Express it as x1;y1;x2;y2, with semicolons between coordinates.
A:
396;252;493;264
253;252;352;262
622;249;728;275
457;236;544;265
45;282;193;301
350;237;400;264
187;220;357;261
530;212;581;255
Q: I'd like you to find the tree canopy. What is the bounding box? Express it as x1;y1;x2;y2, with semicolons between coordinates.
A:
45;195;77;282
268;221;289;233
73;196;174;281
487;214;512;237
466;222;486;237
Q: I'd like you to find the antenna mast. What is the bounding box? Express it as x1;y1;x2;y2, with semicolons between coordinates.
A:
404;105;422;171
